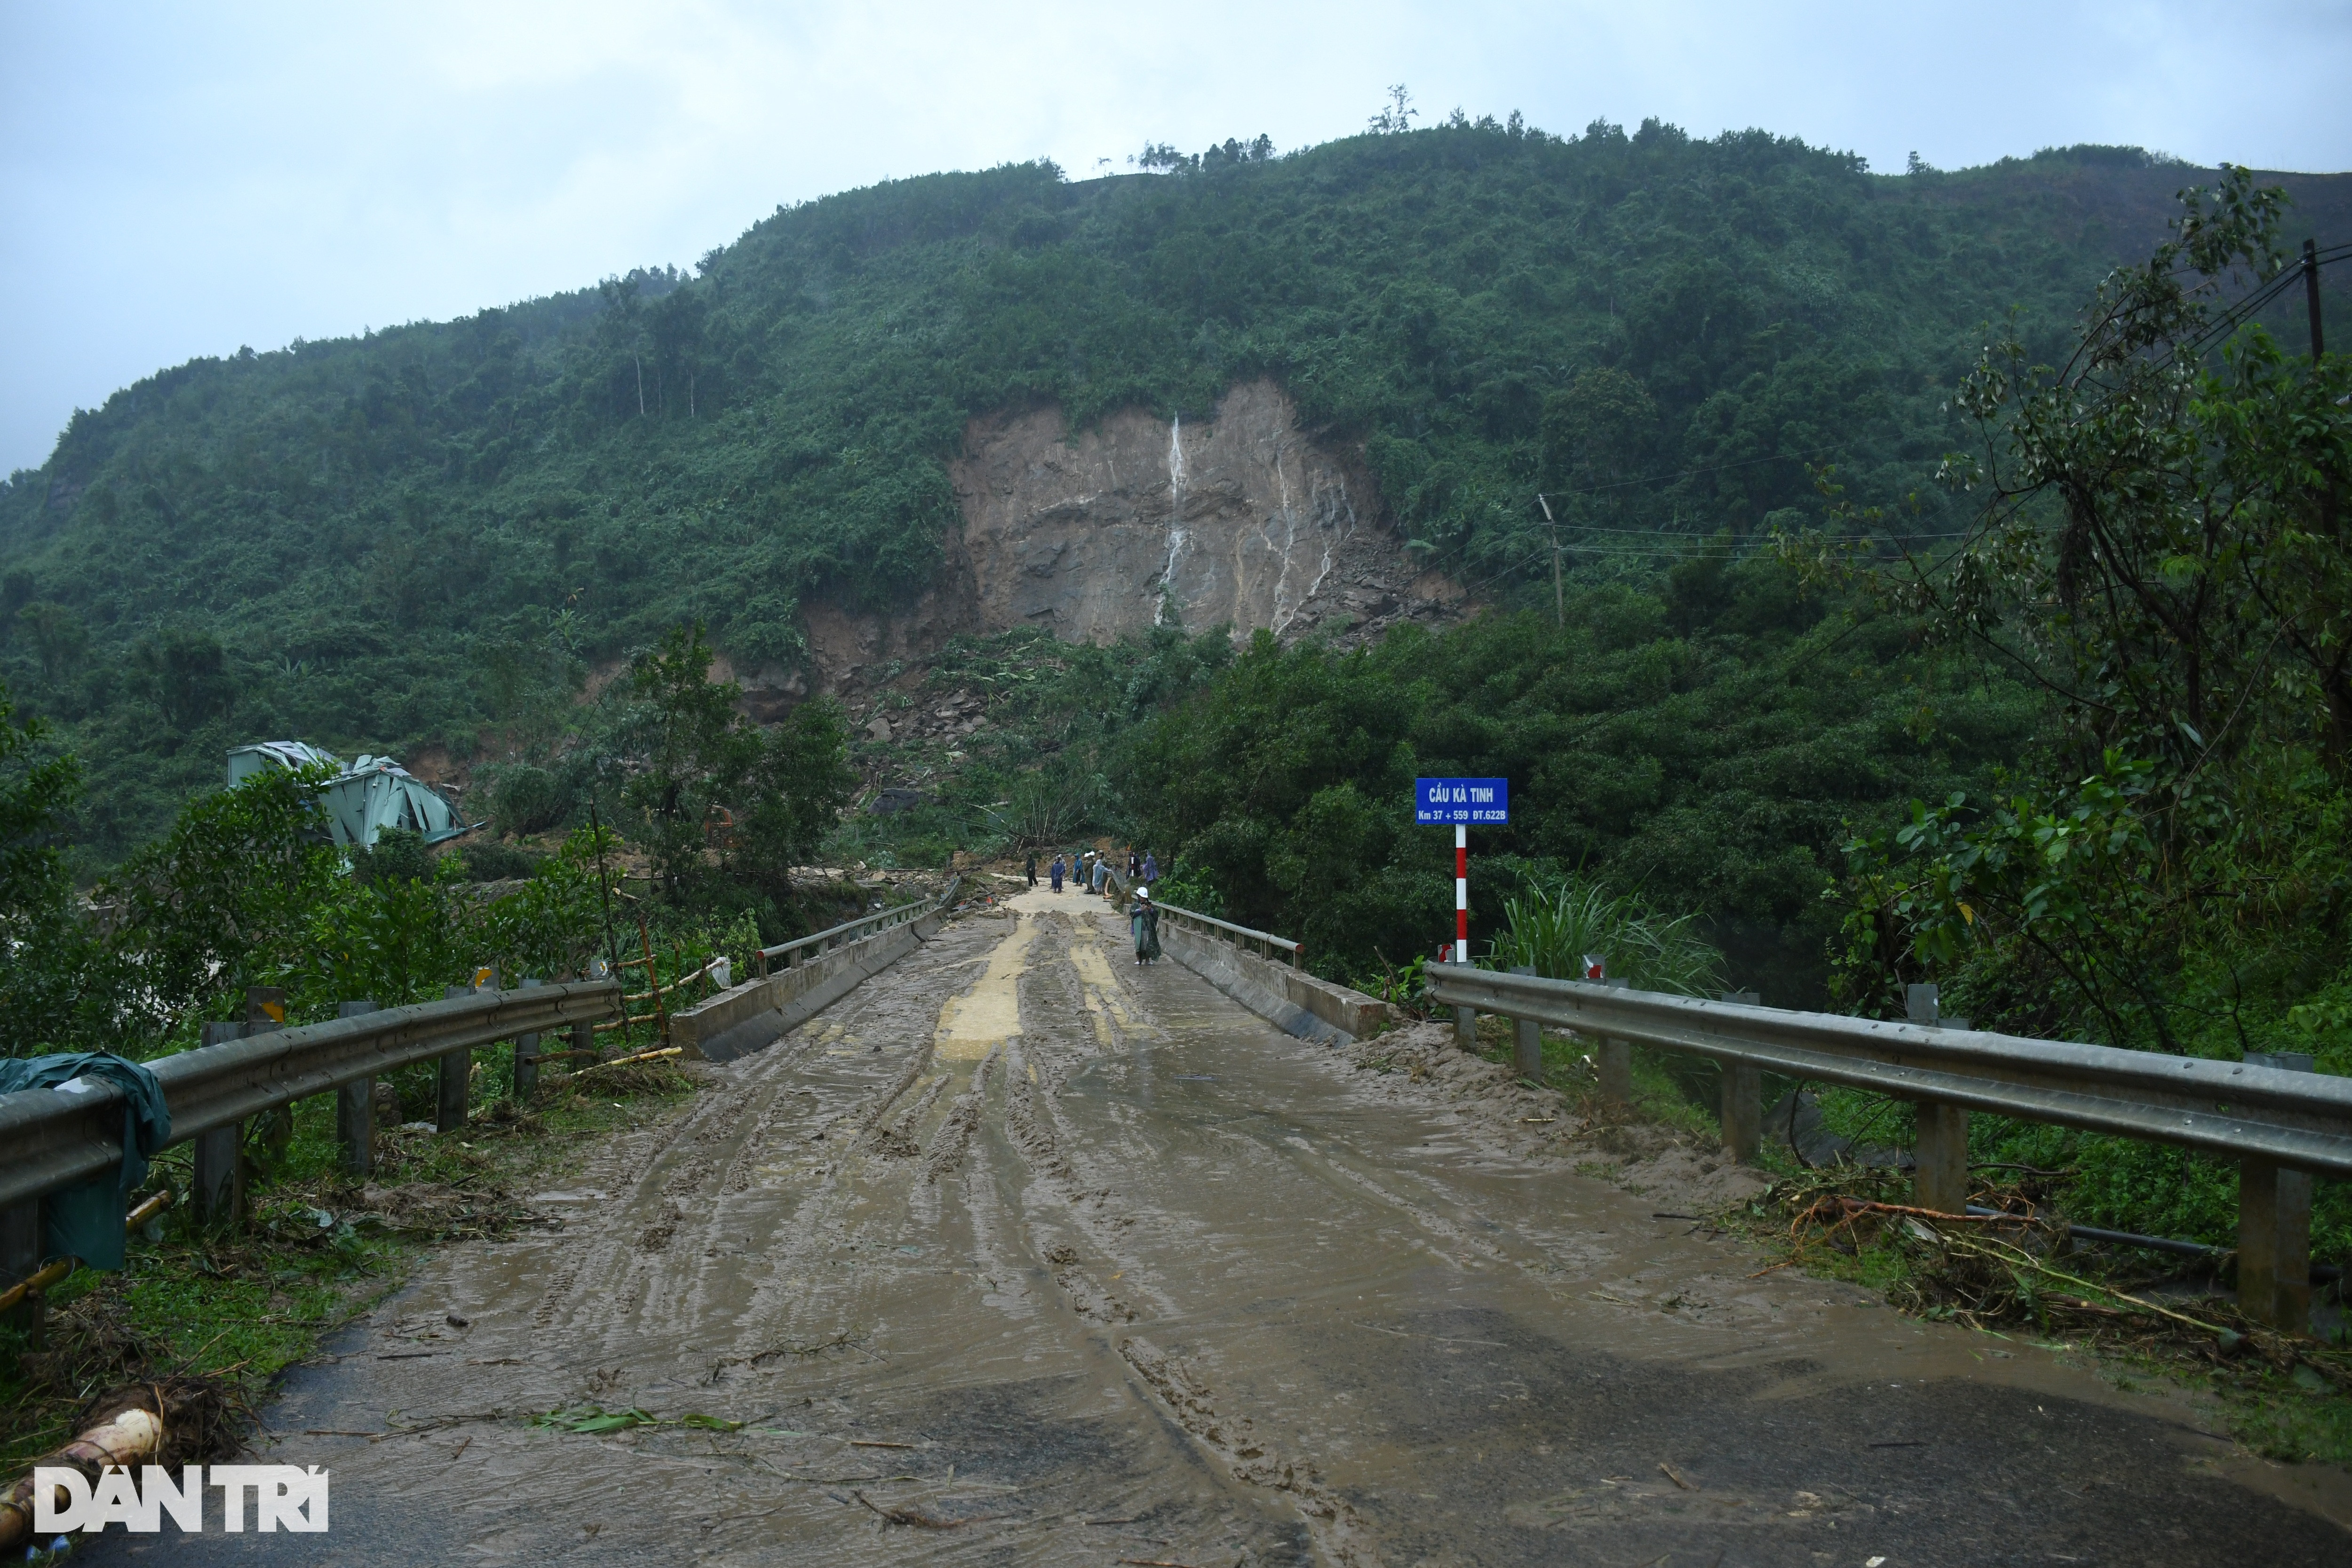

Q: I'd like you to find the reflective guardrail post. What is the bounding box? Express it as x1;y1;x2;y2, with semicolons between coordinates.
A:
0;1197;41;1341
1718;991;1761;1162
246;988;290;1161
515;978;543;1103
438;984;475;1133
1906;985;1970;1213
1509;967;1543;1080
194;1019;248;1226
2240;1052;2315;1332
336;1000;378;1176
1597;978;1632;1107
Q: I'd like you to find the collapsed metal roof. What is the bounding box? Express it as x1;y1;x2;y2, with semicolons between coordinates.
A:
225;742;475;848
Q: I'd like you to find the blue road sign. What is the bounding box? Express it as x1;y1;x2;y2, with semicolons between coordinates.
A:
1415;777;1509;824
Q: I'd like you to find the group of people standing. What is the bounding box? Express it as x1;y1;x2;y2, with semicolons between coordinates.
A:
1028;846;1156;895
1025;845;1161;963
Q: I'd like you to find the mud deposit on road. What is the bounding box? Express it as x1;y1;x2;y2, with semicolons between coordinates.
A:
86;893;2351;1566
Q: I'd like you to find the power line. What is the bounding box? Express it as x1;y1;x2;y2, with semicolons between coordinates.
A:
1551;519;1963;538
1454;526;1972;598
1404;242;2347;584
1400;442;1864;582
2144;242;2348;376
1537;442;1846;503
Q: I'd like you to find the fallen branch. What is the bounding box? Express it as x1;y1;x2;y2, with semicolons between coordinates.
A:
0;1376;235;1552
1801;1195;2017;1229
1944;1232;2229;1337
575;1047;683;1074
622;957;726;1004
0;1399;162;1548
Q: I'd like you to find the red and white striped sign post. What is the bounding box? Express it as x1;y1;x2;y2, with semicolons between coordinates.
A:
1416;778;1509;1049
1454;823;1469;964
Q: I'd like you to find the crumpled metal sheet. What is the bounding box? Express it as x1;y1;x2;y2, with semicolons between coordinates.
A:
223;742;474;847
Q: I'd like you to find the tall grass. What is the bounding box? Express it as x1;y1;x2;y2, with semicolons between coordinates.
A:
1485;876;1725;997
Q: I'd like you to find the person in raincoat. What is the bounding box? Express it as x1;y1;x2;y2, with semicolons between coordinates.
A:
1025;851;1038;888
1050;854;1065;892
1132;886;1162;964
1141;851;1159;885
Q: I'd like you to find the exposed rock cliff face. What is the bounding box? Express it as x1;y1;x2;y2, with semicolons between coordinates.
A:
950;378;1446;643
786;379;1454;702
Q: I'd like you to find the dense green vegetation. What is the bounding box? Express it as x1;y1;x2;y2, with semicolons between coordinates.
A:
1120;576;2035;995
4;112;2342;869
1804;169;2352;1259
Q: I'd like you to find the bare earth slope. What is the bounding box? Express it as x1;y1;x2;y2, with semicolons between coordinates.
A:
83;892;2351;1565
792;379;1454;703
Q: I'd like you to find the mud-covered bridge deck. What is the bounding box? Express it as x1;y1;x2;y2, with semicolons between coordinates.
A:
90;890;2349;1566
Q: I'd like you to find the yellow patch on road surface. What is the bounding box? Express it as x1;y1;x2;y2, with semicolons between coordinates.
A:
1066;931;1144;1035
933;916;1039;1059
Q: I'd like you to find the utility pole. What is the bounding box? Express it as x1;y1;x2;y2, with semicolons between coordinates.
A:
2306;239;2327;363
590;800;620;983
1536;493;1563;626
2310;239;2336;539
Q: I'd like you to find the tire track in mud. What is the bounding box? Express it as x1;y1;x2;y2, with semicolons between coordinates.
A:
719;920;1004;1359
529;1060;806;1334
526;920;995;1364
922;1045;999;1186
989;908;1383;1567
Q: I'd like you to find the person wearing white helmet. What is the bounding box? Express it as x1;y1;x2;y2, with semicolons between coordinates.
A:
1131;885;1161;964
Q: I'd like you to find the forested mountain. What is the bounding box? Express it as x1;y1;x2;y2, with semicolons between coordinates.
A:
2;115;2346;867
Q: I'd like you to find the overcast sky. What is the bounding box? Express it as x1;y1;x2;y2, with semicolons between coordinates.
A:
3;0;2347;473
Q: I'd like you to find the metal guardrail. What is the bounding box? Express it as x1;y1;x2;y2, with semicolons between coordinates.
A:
757;877;961;971
1424;964;2349;1331
1154;902;1301;966
0;980;619;1214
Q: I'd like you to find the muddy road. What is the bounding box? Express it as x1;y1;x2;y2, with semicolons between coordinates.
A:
91;891;2350;1565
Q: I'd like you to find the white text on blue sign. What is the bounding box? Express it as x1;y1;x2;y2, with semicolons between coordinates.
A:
1414;777;1509;824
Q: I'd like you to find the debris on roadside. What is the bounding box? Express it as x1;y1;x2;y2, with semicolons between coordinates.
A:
1744;1166;2352;1456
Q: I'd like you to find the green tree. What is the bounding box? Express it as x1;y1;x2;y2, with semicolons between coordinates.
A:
475;822;617;981
302;853;475;1012
734;698;858;894
617;623;761;898
1487;874;1725;995
0;678;95;1056
101;763;344;1031
12;602;86;685
135;628;235;731
1540;366;1657;498
1835;167;2352;1054
613;622;857;907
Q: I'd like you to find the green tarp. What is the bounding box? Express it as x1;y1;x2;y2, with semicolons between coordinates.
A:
0;1053;171;1270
